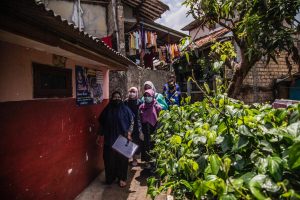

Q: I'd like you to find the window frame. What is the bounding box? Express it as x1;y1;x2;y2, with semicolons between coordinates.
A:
33;62;72;98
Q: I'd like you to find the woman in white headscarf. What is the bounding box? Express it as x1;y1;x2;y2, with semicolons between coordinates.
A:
124;87;143;166
142;81;168;110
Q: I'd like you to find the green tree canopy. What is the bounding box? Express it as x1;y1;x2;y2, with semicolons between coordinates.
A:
183;0;300;97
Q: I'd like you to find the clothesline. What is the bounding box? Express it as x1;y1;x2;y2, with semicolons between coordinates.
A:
127;30;181;62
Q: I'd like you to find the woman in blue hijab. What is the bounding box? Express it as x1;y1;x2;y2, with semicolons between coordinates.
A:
98;91;134;187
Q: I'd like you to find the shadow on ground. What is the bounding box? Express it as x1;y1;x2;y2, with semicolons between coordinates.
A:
75;161;165;200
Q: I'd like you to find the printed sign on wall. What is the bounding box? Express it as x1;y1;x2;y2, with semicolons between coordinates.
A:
76;66;103;106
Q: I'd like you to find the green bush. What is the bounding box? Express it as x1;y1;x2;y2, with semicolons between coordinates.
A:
147;95;300;200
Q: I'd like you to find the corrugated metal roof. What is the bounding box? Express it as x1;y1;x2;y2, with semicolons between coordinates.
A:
122;0;169;21
0;0;136;68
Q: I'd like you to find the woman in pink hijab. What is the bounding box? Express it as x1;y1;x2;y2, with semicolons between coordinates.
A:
139;89;161;169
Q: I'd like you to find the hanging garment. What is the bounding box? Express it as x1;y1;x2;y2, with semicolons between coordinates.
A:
135;31;139;50
72;0;85;31
101;35;112;48
130;33;135;49
141;29;145;49
160;46;166;61
150;32;154;45
154;33;158;51
145;31;148;46
174;44;180;57
139;30;142;50
158;48;163;61
147;31;151;45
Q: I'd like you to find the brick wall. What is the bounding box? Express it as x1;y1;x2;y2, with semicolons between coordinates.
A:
237;53;298;104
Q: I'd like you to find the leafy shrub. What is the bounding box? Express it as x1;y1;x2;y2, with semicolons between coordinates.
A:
147;94;300;200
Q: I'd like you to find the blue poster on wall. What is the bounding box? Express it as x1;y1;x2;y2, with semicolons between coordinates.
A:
76;66;103;106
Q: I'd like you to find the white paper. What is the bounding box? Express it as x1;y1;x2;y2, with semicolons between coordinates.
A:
112;135;139;159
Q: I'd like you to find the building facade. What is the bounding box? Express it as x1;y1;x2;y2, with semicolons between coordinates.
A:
0;1;134;199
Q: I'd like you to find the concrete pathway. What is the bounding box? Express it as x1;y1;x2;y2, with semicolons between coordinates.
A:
75;162;166;200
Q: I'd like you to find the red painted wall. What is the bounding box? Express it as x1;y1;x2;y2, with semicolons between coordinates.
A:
0;98;108;200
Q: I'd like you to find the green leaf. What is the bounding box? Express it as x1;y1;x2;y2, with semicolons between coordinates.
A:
207;131;217;146
235;154;245;171
238;125;252;136
221;134;233;152
256;157;268;174
286;121;300;138
185;52;190;63
180;180;193;191
237;135;249;150
197;155;208;173
288;141;300;169
218;121;227;134
223;157;231;176
192;179;208;199
220;194;237;200
267;156;282;181
204;82;211;94
170;135;182;145
249;175;268;200
191;160;199;171
209;154;222;175
240;172;256;185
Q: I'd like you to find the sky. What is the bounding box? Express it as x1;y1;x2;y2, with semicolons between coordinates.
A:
155;0;194;33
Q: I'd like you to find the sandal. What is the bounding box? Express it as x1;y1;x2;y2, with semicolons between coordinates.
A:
119;180;127;188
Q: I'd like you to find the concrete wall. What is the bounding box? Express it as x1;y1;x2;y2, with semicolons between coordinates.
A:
0;41;109;102
0;41;108;200
110;66;173;99
46;0;107;38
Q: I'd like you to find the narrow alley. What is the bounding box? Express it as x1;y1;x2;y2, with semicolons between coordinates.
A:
1;0;300;200
75;161;166;200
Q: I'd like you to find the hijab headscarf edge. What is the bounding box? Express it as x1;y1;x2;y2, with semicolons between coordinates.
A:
144;81;156;93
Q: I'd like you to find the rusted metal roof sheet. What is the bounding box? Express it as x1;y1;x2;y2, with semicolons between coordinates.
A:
194;28;230;48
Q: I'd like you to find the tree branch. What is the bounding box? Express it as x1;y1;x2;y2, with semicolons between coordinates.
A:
217;20;233;31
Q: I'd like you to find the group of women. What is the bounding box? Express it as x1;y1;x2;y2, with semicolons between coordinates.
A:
97;81;167;188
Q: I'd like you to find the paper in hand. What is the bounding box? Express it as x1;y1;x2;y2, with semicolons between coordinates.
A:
112;135;139;159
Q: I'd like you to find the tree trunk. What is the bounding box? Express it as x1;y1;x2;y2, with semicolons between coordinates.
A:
227;59;257;98
227;64;244;98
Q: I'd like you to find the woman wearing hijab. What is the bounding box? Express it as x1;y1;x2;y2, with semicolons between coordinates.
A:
139;89;162;169
124;87;143;166
98;91;134;187
142;81;168;110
